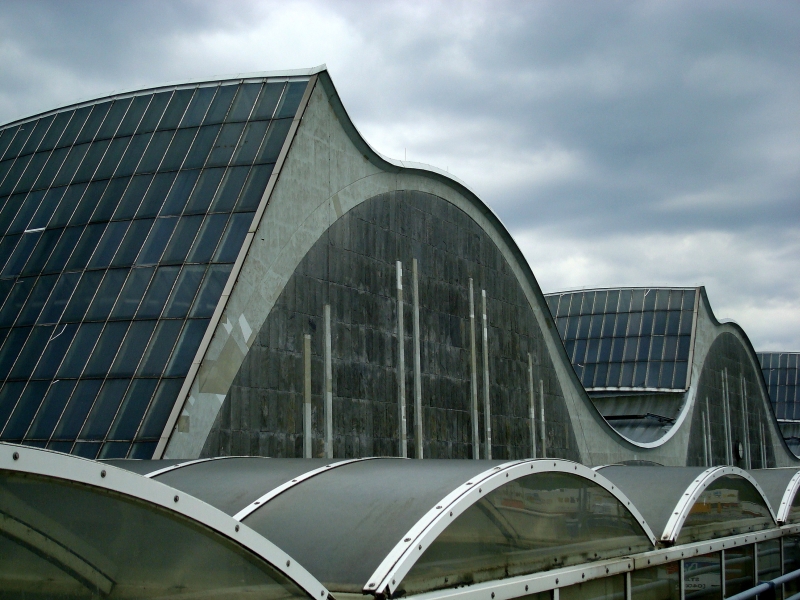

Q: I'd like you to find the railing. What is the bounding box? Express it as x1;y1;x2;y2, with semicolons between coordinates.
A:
725;568;800;600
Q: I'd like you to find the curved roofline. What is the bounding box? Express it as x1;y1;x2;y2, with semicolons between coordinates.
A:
545;285;700;297
144;455;237;478
0;442;330;600
660;465;776;544
777;469;800;524
364;458;656;597
0;65;326;130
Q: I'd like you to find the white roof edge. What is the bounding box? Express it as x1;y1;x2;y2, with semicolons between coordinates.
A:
544;286;701;296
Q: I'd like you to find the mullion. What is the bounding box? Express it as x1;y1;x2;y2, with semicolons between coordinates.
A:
2;122;37;162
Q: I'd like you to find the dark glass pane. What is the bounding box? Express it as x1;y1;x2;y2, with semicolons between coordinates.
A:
598;337;612;362
4;124;34;159
137;378;184;439
275;81;307;118
83;321;130;377
129;440;156;458
0;234;21;273
48;183;86;227
235;164;273;211
159;127;196;171
33;323;78;378
28;186;66;231
673;362;688;389
116;95;150;137
683;289;697;310
88;177;131;222
204;84;237;125
64;223;105;270
99;441;131;458
0;279;35;326
1;381;49;440
93;99;129;141
85;269;128;321
73;441;101;458
109;320;157;377
183;124;220;169
251;82;284;120
37;272;80;324
231;120;269;166
0;280;13;311
38;112;73;152
653;311;668;335
57;106;91;148
206;122;245;167
646;361;660;387
8;325;54;379
136;171;176;218
15;275;57;325
56;322;104;378
184;167;224;214
640;311;653;335
0;195;22;237
115;132;150;177
663;336;678;361
137;265;180;318
77;103;113;144
581;363;595;387
677;335;692;360
0;381;25;429
137;320;183;376
255;118;292;164
666;311;681;336
633;361;647;386
0;155;33;196
15;152;50;193
87;221;128;268
0;327;32;379
136;217;177;265
607;362;621;387
214;212;252;262
138;91;172;133
113;173;152;220
136;129;173;173
70;179;109;225
226;83;261;122
161;215;203;264
577;315;590;338
94;135;129;179
25;380;77;440
680;311;694;335
111;218;154;267
157;176;200;227
649;336;664;361
180;87;216;128
46;441;72;452
660;361;675;388
51;379;103;439
73;138;110;183
8;190;44;234
61;270;105;322
2;231;41;277
52;143;90;187
623;338;637;361
166;319;209;377
164;265;206;318
186;213;228;262
110;268;154;319
0;127;20;160
42;226;82;273
20;117;54;155
159;89;193;130
210;166;250;213
108;378;158;439
643;289;657;310
33;147;69;191
80;378;131;440
655;289;669;311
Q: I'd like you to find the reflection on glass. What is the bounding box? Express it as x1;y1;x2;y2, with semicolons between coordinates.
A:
757;540;781;599
632;564;679;600
784;536;800;598
684;552;721;600
724;544;753;597
561;575;625;600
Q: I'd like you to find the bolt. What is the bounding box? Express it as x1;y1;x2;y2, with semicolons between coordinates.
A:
101;470;106;478
235;525;240;532
12;452;18;460
174;495;179;502
286;560;291;567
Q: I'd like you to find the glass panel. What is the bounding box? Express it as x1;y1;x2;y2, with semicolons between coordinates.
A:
561;575;625;600
84;269;129;321
160;168;200;215
33;323;78;379
94;99;129;141
0;278;35;326
784;536;800;597
724;544;754;598
89;178;127;223
136;217;177;265
226;83;261;122
56;322;104;378
28;186;67;231
51;379;103;439
138;91;171;133
135;171;176;218
99;440;131;458
110;218;153;267
204;84;237;125
9;190;45;234
110;268;154;319
137;320;183;376
0;193;24;236
50;184;86;227
183;124;220;169
190;264;231;318
2;231;41;278
37;272;81;324
206;122;245;167
136;129;173;173
57;107;92;149
231;120;269;166
0;127;21;160
42;227;83;273
0;234;21;273
235;164;273;212
112;173;152;220
137;378;184;439
94;135;130;179
73;440;101;458
252;82;285;120
184;167;225;214
0;381;49;440
83;322;130;377
255;118;292;164
164;265;206;318
15;274;58;325
72;139;109;183
214;212;252;262
25;380;77;440
80;378;131;440
109;320;157;377
108;378;158;439
20;117;55;156
275;81;307;118
136;266;180;318
61;271;105;322
16;153;50;194
115;132;150;176
116;95;150;137
159;88;194;130
8;325;54;380
33;147;70;191
181;86;216;128
209;165;249;212
64;223;106;271
757;541;781;597
0;382;26;431
399;472;653;594
71;179;109;225
159;127;196;172
677;475;774;544
0;155;34;196
86;221;128;269
684;552;721;600
161;214;203;264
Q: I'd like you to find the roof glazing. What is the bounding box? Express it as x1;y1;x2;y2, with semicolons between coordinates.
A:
0;77;309;460
758;352;800;420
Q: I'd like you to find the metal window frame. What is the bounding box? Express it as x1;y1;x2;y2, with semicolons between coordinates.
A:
660;466;777;544
364;458;656;597
0;441;330;600
778;470;800;524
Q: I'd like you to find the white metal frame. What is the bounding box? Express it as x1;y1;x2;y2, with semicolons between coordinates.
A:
660;466;777;543
0;442;330;600
144;455;239;478
778;470;800;524
364;458;657;597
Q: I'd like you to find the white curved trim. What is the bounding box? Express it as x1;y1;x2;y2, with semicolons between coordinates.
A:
363;458;656;597
660;466;777;543
233;457;386;521
0;443;329;600
144;455;240;478
778;470;800;524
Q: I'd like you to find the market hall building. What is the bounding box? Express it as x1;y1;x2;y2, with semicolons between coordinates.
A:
2;66;800;600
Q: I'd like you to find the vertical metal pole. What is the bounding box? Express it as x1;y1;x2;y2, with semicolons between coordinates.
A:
721;549;726;599
702;411;709;467
303;334;312;459
625;572;632;600
761;421;767;467
528;353;537;459
706;397;713;466
396;261;407;458
540;379;547;458
481;289;491;460
412;259;422;459
680;559;685;600
323;304;333;459
741;375;751;469
468;279;479;460
723;369;732;465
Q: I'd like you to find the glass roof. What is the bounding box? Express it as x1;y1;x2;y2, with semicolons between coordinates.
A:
544;288;697;392
0;78;309;460
758;352;800;421
748;467;800;524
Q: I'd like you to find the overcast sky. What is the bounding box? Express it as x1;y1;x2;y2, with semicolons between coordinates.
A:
1;0;797;350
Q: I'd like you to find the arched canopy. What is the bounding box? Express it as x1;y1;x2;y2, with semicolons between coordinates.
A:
748;468;800;524
0;443;329;600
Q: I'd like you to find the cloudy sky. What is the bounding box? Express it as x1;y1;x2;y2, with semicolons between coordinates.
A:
1;0;797;349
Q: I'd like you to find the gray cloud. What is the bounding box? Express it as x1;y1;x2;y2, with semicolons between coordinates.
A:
1;0;797;348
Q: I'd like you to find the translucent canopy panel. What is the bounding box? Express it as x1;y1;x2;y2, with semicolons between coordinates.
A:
747;468;800;524
397;471;653;596
0;469;312;599
545;288;697;391
676;474;774;545
758;352;800;420
0;77;309;459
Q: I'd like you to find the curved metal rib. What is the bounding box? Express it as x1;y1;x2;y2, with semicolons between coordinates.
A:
144;455;238;478
777;469;800;524
363;458;656;597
